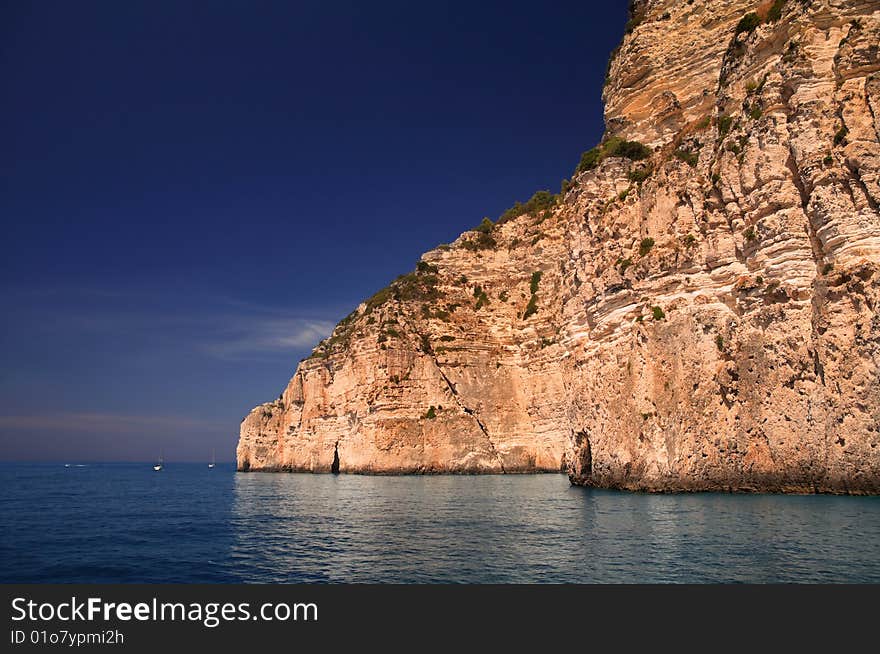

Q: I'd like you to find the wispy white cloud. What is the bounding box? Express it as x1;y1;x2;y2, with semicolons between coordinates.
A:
200;318;336;359
1;283;343;362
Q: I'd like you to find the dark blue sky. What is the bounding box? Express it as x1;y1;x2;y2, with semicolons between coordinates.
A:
0;1;628;462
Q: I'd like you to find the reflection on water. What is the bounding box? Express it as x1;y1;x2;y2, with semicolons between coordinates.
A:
229;473;880;583
2;464;877;583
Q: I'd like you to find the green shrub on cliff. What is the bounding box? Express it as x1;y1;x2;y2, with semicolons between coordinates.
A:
529;271;542;295
628;166;652;183
605;138;653;161
523;295;538;320
392;272;441;303
416;260;438;274
674;148;699;168
362;266;445;316
766;0;786;22
458;217;499;251
475;217;494;234
577;146;604;172
522;270;542;320
365;286;393;313
461;231;497;251
497;190;557;225
735;1;786;38
735;12;761;36
576;137;652;174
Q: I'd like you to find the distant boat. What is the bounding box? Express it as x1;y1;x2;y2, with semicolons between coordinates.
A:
153;451;163;472
208;449;215;469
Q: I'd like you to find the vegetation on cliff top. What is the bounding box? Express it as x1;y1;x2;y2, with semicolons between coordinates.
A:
623;0;647;35
461;217;498;250
497;190;558;226
735;0;786;37
310;132;654;356
628;166;652;183
724;1;787;77
734;12;761;36
305;6;686;361
307;260;445;359
577;137;652;174
366;267;442;309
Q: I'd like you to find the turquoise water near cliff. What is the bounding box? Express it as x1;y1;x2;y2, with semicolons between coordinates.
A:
1;463;878;583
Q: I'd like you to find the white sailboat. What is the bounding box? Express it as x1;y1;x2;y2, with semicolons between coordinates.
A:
208;448;215;469
153;451;163;471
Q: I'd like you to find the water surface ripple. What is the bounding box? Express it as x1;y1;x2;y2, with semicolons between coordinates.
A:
1;464;878;583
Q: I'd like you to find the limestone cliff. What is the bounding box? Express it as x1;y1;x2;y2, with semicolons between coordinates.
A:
238;0;880;493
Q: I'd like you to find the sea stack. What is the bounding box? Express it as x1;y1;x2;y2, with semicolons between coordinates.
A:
238;0;880;493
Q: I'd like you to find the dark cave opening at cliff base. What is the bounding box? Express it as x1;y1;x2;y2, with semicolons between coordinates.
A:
331;444;340;474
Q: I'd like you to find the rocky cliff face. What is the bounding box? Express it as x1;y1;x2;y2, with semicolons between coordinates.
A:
238;0;880;493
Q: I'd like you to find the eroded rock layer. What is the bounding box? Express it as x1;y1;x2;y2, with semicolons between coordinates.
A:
238;0;880;493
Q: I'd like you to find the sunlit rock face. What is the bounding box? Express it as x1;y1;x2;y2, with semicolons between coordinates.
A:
239;0;880;493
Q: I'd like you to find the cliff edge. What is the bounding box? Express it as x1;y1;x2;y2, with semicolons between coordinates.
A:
238;0;880;493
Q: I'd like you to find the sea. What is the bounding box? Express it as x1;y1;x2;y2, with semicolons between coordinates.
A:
1;463;878;583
